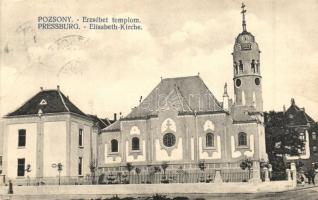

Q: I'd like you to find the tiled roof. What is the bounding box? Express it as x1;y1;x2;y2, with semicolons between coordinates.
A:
102;120;120;132
87;114;111;129
6;89;88;118
124;76;223;119
285;103;315;126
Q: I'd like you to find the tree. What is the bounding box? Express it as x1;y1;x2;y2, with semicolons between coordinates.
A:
135;167;141;183
198;160;206;182
265;111;306;172
126;162;134;175
89;159;98;184
240;157;253;180
161;162;169;183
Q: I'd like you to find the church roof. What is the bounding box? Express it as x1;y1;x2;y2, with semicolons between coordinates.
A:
124;75;223;120
5;88;88;119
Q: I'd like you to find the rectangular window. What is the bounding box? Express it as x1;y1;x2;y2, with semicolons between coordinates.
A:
79;128;83;147
312;132;316;140
78;157;83;176
18;129;26;147
17;158;25;177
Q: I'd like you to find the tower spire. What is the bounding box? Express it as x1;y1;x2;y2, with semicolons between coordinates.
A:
241;3;247;32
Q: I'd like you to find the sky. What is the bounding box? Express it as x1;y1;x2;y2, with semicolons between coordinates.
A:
0;0;318;120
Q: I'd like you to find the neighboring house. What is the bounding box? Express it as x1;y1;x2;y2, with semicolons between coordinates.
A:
87;114;114;166
98;7;268;180
265;98;318;170
1;86;97;182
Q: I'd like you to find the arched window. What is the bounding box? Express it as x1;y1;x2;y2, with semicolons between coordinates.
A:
313;146;317;153
251;60;256;73
239;60;243;73
238;132;247;146
206;133;214;147
111;139;118;152
132;137;140;151
312;132;316;140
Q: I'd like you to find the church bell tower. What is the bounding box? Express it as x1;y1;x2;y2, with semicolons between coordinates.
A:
232;3;263;112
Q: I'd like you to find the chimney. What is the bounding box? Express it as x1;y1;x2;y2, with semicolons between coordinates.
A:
113;113;117;121
40;86;43;91
57;85;60;91
291;98;295;106
283;105;286;112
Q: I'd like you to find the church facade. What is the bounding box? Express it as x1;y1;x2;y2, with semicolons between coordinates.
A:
98;6;268;179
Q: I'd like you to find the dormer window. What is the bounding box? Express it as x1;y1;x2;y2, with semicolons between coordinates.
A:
39;99;47;105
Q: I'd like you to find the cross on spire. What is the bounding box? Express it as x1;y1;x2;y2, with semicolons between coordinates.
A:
241;3;247;32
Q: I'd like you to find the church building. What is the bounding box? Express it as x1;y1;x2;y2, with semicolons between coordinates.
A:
98;5;268;180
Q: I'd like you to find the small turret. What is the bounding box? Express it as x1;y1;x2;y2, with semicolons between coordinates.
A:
223;83;229;111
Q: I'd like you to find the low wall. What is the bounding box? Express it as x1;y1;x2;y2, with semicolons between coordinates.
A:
0;181;294;196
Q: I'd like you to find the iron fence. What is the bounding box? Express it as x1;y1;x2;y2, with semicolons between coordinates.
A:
98;172;216;184
9;170;257;186
12;176;95;186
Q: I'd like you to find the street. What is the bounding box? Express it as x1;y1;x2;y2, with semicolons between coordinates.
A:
1;186;318;200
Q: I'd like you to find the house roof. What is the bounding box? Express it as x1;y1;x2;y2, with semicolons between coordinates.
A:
87;114;111;129
264;99;315;127
103;120;120;132
124;75;223;119
6;89;88;118
285;99;315;126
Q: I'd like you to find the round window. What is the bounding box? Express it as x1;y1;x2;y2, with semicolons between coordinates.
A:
235;79;241;87
163;133;176;147
255;78;260;85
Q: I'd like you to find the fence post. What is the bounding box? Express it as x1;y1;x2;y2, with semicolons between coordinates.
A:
250;160;261;182
290;162;297;187
286;169;291;181
263;167;269;182
214;170;223;183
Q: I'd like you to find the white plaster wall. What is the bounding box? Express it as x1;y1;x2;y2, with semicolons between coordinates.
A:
104;144;122;164
43;121;66;177
190;137;194;160
83;125;91;176
7;123;37;178
231;136;241;158
244;135;254;157
126;140;146;162
199;136;221;159
155;138;183;161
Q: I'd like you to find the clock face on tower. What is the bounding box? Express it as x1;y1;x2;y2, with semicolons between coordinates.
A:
240;34;251;42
